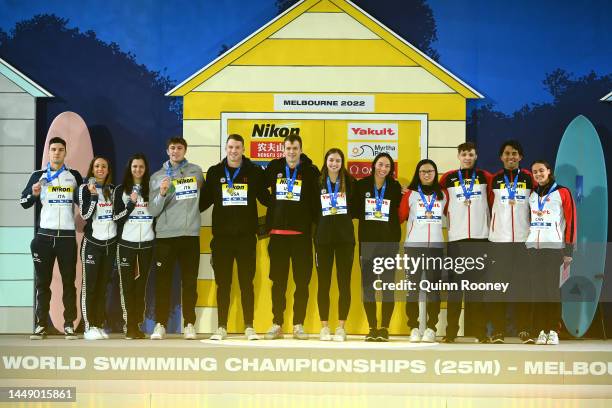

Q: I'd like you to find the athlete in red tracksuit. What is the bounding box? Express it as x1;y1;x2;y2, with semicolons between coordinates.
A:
526;160;577;345
439;142;492;343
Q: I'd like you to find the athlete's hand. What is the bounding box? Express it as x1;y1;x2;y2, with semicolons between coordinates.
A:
160;177;170;196
563;256;573;265
32;182;41;197
129;192;138;203
401;185;409;195
87;184;97;194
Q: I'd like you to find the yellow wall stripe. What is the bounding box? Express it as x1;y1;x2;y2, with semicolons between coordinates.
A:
199;226;212;253
196;279;216;307
307;0;342;12
233;39;417;67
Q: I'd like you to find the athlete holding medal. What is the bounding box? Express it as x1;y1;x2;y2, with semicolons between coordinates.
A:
263;134;320;340
113;154;154;340
314;148;355;341
21;137;83;340
77;157;117;340
200;134;270;341
439;142;492;343
526;160;576;345
487;140;535;344
353;153;402;342
399;159;447;343
149;137;205;340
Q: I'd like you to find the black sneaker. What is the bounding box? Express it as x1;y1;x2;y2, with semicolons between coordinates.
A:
64;327;78;340
491;332;505;344
125;328;146;340
476;336;490;344
442;336;456;343
376;328;389;342
30;325;47;340
365;328;378;342
519;331;534;344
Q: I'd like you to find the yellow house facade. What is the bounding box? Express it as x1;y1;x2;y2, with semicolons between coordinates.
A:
167;0;482;335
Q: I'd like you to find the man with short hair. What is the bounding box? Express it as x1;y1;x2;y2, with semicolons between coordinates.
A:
440;142;492;343
263;134;320;340
20;137;83;340
200;134;270;340
488;140;535;343
149;137;205;340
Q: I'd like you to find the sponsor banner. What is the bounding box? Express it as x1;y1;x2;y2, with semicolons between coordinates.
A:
348;161;398;179
348;123;398;140
348;142;398;160
274;94;374;112
251;141;284;159
1;344;611;385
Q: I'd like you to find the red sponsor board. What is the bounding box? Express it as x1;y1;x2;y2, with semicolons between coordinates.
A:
251;141;284;159
348;161;398;179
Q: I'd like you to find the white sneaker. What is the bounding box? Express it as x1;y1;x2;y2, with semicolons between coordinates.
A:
84;327;103;340
150;323;166;340
97;327;109;339
64;327;78;340
409;328;422;343
209;327;227;341
421;328;437;343
547;330;559;345
245;327;260;340
264;324;283;340
333;326;347;342
535;330;548;345
319;326;332;341
293;324;309;340
183;323;197;340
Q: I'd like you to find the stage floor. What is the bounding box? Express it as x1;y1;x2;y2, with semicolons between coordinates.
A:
2;335;612;407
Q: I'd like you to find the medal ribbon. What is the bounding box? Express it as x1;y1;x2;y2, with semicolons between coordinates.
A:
417;185;437;213
165;159;188;179
326;176;340;209
46;163;65;183
503;169;519;200
224;165;241;191
457;168;477;201
285;164;299;195
373;181;387;214
537;182;557;213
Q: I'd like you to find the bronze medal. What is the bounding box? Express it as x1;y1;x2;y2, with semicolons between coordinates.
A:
425;211;433;219
508;198;516;206
464;199;471;206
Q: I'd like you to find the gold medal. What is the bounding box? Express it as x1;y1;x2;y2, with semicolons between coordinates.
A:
330;207;338;215
374;210;383;218
286;191;294;199
227;187;234;195
425;211;433;219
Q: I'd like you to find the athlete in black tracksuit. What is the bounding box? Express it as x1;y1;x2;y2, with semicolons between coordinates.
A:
353;174;402;341
200;156;270;332
113;181;155;339
76;181;117;339
314;174;355;328
20;161;83;338
264;153;320;333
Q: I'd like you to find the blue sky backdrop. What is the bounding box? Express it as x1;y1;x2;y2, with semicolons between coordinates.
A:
1;0;610;113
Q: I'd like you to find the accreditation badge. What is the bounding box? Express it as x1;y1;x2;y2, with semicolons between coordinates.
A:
222;183;248;206
276;178;302;201
320;193;347;216
173;176;198;200
128;201;153;224
365;198;390;222
46;186;73;207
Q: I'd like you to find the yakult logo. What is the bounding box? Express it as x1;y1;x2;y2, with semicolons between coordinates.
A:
348;123;398;140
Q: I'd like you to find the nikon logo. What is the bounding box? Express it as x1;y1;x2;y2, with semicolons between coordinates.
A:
252;123;300;138
50;187;72;192
175;177;195;184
